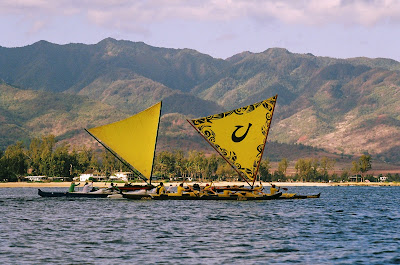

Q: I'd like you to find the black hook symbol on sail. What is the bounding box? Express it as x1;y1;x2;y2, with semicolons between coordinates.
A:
231;123;252;142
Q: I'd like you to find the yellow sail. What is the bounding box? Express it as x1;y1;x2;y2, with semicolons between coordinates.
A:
190;95;277;184
87;102;162;181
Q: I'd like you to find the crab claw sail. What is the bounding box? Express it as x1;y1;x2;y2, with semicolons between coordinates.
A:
189;95;277;186
87;102;162;182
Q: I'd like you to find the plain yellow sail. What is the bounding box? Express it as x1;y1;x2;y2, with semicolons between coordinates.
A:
190;95;277;184
87;102;162;180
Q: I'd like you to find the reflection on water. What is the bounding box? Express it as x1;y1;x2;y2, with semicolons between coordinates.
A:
0;186;400;264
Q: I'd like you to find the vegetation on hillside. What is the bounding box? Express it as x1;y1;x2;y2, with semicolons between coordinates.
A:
1;39;400;163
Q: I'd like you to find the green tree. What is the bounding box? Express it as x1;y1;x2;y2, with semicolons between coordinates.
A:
359;154;372;182
100;150;118;177
311;158;320;181
27;135;56;176
188;151;207;181
278;158;289;176
155;151;176;178
206;154;219;179
74;147;93;174
51;143;72;178
0;141;27;181
258;158;271;182
351;154;372;182
215;163;236;181
351;161;360;181
341;170;350;182
0;150;6;181
295;158;313;181
318;157;336;182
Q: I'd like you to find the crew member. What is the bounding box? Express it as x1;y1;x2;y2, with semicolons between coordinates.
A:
82;182;90;193
270;184;280;195
69;181;80;192
203;184;217;195
156;182;166;194
253;182;264;195
177;183;187;195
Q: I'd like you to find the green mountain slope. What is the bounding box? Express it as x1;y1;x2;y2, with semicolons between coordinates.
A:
1;39;400;163
0;84;126;147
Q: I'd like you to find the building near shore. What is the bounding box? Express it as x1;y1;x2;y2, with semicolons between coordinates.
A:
110;172;135;182
79;170;107;182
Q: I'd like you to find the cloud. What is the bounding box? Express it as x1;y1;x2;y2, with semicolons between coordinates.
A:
2;0;400;34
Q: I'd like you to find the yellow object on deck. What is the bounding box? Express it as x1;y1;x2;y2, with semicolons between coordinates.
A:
280;193;296;198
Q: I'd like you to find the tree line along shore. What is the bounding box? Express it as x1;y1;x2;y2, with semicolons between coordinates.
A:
1;181;400;189
1;135;400;184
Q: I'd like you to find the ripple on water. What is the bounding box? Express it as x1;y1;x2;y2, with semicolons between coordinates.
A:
1;186;400;264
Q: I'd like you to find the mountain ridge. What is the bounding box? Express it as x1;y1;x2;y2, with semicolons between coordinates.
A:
1;38;399;163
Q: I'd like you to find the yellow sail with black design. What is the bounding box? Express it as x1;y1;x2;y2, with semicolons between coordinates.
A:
189;95;277;185
87;102;162;181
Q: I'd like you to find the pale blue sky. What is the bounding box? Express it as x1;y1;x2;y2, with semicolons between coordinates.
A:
1;0;400;61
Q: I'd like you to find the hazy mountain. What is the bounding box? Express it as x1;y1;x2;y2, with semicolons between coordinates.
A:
0;39;399;163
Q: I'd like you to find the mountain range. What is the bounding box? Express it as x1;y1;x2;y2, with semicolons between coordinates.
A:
1;38;399;163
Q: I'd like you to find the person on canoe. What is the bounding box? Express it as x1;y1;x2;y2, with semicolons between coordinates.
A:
203;184;217;195
177;183;188;195
156;182;166;194
166;184;173;193
88;180;96;192
108;182;120;192
253;182;265;195
82;182;90;193
69;181;80;192
270;184;280;195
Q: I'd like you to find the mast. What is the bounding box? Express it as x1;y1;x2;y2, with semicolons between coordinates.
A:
149;101;162;185
251;94;278;187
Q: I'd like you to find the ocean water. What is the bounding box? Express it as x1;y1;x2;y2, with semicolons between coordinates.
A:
0;186;399;264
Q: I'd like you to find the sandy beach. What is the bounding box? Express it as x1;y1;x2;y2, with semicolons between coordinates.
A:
1;181;399;188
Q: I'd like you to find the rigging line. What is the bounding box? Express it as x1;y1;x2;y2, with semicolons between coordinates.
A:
186;119;251;187
149;101;162;185
84;128;150;185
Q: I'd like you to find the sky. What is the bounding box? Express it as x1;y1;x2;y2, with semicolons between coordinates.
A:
1;0;400;61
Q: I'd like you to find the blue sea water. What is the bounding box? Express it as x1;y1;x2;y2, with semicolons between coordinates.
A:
0;186;399;264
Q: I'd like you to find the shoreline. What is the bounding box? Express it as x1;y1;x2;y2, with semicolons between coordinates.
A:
0;181;399;188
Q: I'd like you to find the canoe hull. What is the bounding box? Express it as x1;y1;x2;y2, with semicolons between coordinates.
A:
150;192;283;201
38;189;111;198
122;193;152;200
118;185;155;192
277;193;321;200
